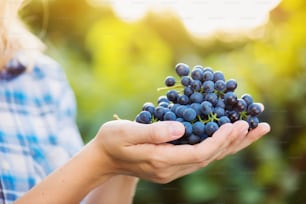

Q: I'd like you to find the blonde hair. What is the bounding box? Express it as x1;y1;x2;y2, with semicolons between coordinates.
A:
0;0;45;70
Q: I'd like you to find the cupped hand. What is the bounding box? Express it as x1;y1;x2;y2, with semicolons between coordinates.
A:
93;119;270;184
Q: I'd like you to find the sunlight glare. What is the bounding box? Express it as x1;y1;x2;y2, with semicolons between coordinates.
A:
91;0;281;37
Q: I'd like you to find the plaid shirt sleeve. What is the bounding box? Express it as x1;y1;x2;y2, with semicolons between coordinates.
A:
0;54;84;203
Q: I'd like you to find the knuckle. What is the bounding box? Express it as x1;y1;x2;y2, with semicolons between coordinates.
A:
148;155;166;170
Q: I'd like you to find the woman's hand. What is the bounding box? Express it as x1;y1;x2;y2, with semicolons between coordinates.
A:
93;119;270;184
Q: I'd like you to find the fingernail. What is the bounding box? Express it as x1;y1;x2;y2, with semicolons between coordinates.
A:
169;122;184;137
262;123;271;132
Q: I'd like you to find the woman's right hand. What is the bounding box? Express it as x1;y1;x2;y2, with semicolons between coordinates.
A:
92;119;270;184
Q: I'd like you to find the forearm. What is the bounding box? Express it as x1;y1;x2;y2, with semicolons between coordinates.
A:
84;175;139;204
14;141;115;204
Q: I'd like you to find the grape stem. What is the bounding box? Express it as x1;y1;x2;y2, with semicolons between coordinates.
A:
113;114;121;120
157;85;184;92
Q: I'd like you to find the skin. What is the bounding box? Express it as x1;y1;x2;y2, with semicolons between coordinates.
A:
14;117;270;204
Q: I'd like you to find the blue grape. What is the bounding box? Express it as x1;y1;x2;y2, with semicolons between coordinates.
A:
218;116;231;126
191;68;204;81
203;70;214;81
163;111;177;121
202;81;215;93
242;94;253;106
247;116;259;129
192;121;205;136
224;92;238;106
142;102;155;115
184;86;194;96
165;76;176;87
213;71;225;82
154;106;168;120
177;94;190;105
200;101;213;115
182;121;193;136
236;99;247;112
226;79;237;92
247;103;262;116
136;111;152;124
188;134;201;145
214;80;226;92
175;63;190;76
204;93;218;105
157;96;169;104
191;80;202;91
190;102;202;115
181;76;191;86
190;92;204;103
214;106;225;117
205;121;219;136
166;90;178;102
182;108;197;122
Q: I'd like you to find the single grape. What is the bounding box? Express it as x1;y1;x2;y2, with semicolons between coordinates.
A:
191;68;204;81
214;106;225;117
213;71;225;82
175;105;187;118
158;101;169;108
247;116;259;129
191;80;202;92
136;111;152;124
247;103;262;116
204;93;218;105
228;111;240;122
154;106;168;120
205;121;219;136
202;81;215;93
188;134;201;145
192;121;205;136
241;94;253;106
165;76;176;87
181;76;191;86
157;96;169;104
182;108;197;122
175;63;190;76
235;99;247;112
184;86;194;97
163;111;177;121
224;92;238;106
177;94;190;105
182;121;193;136
166;90;178;102
203;70;214;81
216;99;225;108
190;92;204;103
226;79;238;92
218;116;231;126
190;102;202;115
214;80;226;92
200;101;213;115
142;102;155;115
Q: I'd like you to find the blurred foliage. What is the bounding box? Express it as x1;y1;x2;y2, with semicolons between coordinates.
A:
22;0;306;203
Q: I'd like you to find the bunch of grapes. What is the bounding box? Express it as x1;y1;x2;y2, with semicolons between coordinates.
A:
135;63;263;145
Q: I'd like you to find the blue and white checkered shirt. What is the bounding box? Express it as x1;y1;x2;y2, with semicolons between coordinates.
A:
0;54;84;203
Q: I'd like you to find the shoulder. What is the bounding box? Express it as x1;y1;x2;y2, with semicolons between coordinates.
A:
29;53;68;81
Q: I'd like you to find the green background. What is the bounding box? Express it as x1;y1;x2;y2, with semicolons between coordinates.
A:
22;0;306;203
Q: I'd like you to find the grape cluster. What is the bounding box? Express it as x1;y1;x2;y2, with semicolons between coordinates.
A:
135;63;263;145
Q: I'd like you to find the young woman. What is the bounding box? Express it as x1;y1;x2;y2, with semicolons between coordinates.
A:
0;1;271;203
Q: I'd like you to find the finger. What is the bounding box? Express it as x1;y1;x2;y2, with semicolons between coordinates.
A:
234;122;271;152
161;123;235;165
129;121;185;145
105;120;185;145
209;120;249;160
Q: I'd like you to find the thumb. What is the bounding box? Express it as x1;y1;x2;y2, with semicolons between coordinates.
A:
129;121;185;144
